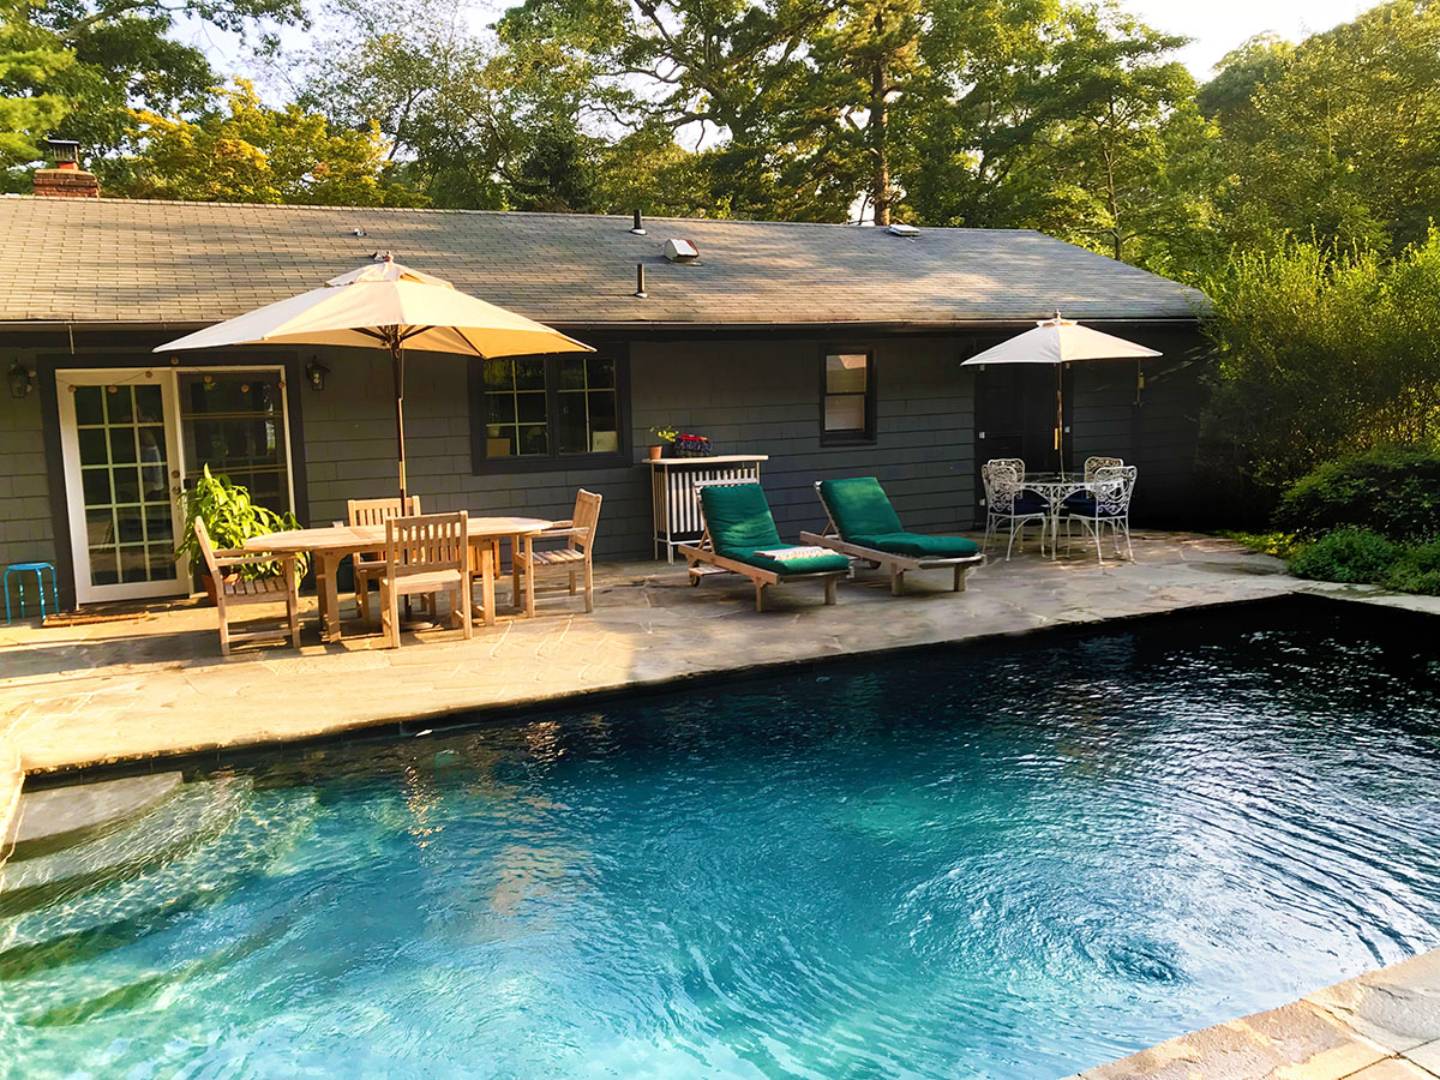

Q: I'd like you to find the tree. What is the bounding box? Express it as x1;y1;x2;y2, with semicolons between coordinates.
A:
108;79;421;205
1204;0;1440;255
0;0;74;170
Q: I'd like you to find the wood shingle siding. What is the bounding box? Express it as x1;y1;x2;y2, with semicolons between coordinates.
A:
0;359;57;613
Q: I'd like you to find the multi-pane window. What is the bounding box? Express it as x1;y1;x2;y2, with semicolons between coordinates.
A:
74;383;176;586
478;354;622;464
179;372;291;509
822;351;875;441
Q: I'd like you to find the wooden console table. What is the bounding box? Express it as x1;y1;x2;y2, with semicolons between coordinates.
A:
645;455;769;562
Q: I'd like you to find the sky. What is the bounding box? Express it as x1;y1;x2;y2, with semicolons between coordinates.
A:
188;0;1379;97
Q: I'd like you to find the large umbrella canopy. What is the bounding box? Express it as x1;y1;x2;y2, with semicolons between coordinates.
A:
960;314;1161;468
156;254;593;501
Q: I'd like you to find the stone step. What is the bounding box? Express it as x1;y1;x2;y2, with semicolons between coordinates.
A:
7;772;184;860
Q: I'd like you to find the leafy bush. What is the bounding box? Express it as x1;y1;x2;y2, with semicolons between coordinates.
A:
1274;446;1440;542
175;465;307;581
1287;528;1400;584
1384;539;1440;595
1220;530;1299;558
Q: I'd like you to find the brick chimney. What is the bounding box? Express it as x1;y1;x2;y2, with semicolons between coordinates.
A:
33;139;99;199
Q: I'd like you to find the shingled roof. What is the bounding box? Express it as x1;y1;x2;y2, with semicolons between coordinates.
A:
0;196;1205;328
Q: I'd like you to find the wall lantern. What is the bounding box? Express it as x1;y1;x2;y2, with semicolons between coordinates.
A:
305;358;330;391
7;360;35;399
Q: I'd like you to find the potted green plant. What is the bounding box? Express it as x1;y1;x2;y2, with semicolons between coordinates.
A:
174;465;308;603
648;426;678;460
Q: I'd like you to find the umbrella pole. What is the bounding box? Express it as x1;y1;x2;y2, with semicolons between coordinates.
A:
391;330;408;504
1055;363;1064;471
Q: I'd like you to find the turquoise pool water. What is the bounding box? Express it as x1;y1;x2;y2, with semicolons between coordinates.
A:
5;598;1440;1078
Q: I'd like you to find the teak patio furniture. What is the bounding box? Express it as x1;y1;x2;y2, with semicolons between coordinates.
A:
513;489;603;613
348;495;423;625
799;477;984;595
377;512;472;649
679;481;849;612
193;518;300;656
244;516;550;643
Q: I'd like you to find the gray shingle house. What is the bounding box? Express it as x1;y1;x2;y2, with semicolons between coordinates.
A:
0;194;1207;609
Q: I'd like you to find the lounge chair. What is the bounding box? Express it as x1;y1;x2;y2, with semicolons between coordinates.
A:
679;481;850;612
799;477;984;595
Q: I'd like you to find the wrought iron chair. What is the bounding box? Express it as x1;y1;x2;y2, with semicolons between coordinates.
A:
984;462;1049;560
1064;465;1138;563
1082;456;1124;482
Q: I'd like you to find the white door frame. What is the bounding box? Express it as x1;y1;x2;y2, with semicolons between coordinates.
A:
56;363;295;604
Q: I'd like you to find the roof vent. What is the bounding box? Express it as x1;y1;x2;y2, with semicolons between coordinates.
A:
887;223;920;238
663;237;700;263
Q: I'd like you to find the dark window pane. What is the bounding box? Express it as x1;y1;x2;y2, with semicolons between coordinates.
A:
82;468;112;507
589;391;618;451
825;394;867;432
556;395;587;455
558;357;586;390
116;504;145;543
519;424;548;455
483;359;514;389
109;427;137;464
145;506;174;544
515;357;546;390
148;545;177;576
89;551;119;586
78;427;108;465
516;392;547;423
86;509;114;547
586;356;616;388
485;425;517;457
488;394;517;424
826;354;869;394
134;384;164;423
113;467;141;504
119;546;150;583
74;385;103;425
105;385;133;423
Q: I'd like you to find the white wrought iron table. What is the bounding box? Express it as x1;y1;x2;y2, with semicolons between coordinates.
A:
645;455;769;562
1019;472;1096;559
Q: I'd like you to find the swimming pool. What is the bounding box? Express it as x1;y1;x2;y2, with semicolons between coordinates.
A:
5;597;1440;1078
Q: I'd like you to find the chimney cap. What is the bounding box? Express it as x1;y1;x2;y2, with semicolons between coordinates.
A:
44;138;79;163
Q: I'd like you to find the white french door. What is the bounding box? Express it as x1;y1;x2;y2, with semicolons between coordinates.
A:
58;369;188;603
57;365;296;604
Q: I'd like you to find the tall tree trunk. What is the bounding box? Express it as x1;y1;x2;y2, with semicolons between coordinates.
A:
870;11;891;226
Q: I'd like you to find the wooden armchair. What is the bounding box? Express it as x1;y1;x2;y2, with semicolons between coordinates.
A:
193;518;300;656
515;489;603;613
348;495;422;624
378;512;472;649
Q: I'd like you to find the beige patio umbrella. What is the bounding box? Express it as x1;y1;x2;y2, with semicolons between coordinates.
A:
155;254;593;501
960;313;1160;468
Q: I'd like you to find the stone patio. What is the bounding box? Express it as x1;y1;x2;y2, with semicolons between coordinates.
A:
0;530;1310;777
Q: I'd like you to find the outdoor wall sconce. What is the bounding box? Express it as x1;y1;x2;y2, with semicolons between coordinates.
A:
7;360;35;399
305;358;330;392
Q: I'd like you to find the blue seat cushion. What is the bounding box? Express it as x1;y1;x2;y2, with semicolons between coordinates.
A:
997;493;1047;516
1063;496;1124;517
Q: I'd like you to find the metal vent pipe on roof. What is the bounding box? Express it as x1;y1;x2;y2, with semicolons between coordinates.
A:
634;263;647;298
631;210;647;236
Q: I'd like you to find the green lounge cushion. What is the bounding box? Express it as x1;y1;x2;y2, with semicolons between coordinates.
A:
820;476;980;559
848;532;981;559
819;477;905;537
699;484;849;576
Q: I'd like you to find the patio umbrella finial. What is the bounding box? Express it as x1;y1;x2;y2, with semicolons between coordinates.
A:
373;250;393;263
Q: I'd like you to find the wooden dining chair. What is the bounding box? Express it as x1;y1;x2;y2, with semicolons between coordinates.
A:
514;490;603;613
193;518;301;656
348;495;421;624
377;512;472;649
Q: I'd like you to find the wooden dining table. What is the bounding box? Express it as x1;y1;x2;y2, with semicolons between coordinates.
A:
245;516;552;643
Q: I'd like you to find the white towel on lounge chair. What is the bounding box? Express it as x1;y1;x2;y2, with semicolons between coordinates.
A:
754;545;834;562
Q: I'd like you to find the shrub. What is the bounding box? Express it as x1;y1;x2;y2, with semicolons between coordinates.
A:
1287;527;1400;584
1384;539;1440;595
1274;446;1440;542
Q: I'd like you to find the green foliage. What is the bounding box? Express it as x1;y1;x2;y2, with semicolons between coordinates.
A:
1287;527;1400;585
1384;540;1440;595
0;0;74;168
1201;233;1440;494
176;465;307;581
1275;447;1440;543
1219;530;1298;559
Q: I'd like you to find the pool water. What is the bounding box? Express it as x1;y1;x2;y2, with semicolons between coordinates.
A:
5;598;1440;1078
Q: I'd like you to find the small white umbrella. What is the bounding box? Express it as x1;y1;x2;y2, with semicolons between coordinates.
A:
960;313;1161;468
155;254;594;501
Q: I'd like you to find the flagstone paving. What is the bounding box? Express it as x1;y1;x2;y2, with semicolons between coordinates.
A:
0;530;1310;776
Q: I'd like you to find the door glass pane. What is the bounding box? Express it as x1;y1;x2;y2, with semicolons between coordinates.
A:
179;371;292;513
72;378;176;588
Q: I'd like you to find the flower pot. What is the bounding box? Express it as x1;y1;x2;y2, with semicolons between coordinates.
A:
647;445;664;461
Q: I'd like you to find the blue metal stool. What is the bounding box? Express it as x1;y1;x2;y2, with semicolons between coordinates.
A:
4;562;59;623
